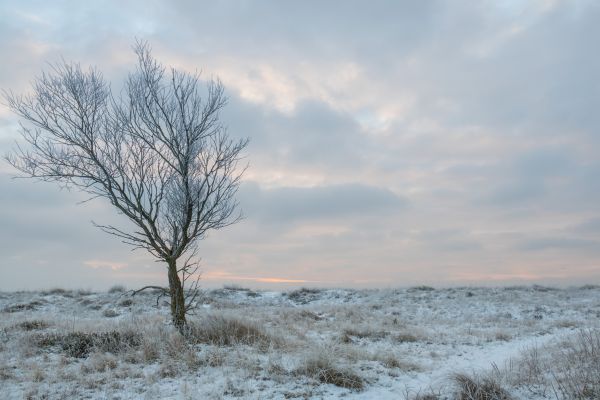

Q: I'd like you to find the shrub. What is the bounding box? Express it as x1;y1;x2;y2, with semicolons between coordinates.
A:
15;320;49;331
297;353;364;390
3;301;43;313
223;284;250;291
507;329;600;398
411;394;442;400
453;374;512;400
379;355;420;371
44;288;68;295
119;299;134;307
34;330;142;358
287;288;322;303
409;286;435;292
343;328;388;341
532;285;557;292
102;309;120;318
0;365;14;381
108;285;126;293
299;310;322;321
186;315;277;347
550;329;600;399
394;332;420;343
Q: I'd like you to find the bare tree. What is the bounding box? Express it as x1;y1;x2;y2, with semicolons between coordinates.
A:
3;41;248;331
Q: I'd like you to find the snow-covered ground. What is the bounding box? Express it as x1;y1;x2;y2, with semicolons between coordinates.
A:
0;285;599;399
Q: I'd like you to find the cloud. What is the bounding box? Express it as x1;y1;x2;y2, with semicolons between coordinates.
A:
239;181;407;225
572;218;600;236
1;1;599;289
516;237;600;252
414;229;483;252
84;260;128;271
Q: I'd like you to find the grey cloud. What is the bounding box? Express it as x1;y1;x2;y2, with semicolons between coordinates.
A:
414;229;483;252
163;1;439;59
483;180;546;206
511;149;574;179
465;147;580;207
0;173;162;290
0;175;125;249
1;1;600;289
407;2;600;136
571;217;600;236
516;237;600;252
223;97;372;172
239;181;407;224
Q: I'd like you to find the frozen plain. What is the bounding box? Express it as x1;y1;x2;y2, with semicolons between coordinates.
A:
0;285;599;399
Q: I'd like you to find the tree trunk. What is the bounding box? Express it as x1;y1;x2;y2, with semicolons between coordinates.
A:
167;259;186;332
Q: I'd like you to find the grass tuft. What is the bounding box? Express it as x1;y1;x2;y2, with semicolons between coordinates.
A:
409;286;436;292
186;315;278;347
3;301;43;313
453;373;513;400
551;329;600;399
287;288;322;303
108;285;126;293
14;320;50;331
297;352;364;390
34;330;141;358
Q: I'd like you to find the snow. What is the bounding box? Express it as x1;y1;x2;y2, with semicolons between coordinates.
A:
0;285;598;399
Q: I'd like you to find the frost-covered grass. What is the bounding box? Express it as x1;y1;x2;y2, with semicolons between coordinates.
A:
0;285;599;399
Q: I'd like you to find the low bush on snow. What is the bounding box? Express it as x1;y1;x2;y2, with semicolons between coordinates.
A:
296;351;364;390
33;330;141;358
185;314;279;348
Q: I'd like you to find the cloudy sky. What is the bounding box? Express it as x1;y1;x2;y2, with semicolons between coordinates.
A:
1;0;599;290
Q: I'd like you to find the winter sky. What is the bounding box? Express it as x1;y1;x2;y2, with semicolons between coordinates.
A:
1;0;599;290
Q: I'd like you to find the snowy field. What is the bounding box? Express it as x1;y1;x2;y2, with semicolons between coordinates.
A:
1;285;599;399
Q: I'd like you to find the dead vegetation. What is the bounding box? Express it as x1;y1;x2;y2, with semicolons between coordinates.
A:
185;314;279;348
3;301;43;313
32;330;142;358
287;287;323;303
453;374;513;400
297;351;365;390
506;329;600;399
108;285;126;293
0;286;598;398
13;320;49;331
409;285;436;292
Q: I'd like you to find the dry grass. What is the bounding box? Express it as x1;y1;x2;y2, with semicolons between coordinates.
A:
82;353;119;373
1;286;599;398
409;392;443;400
101;309;119;318
13;320;50;331
494;332;511;342
549;329;600;399
108;285;126;293
42;288;69;296
186;314;279;348
379;354;421;371
506;329;600;399
453;373;513;400
33;330;142;358
395;332;421;343
0;364;14;381
408;286;436;292
118;298;134;307
287;288;323;303
343;327;388;341
3;300;43;313
297;351;364;390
